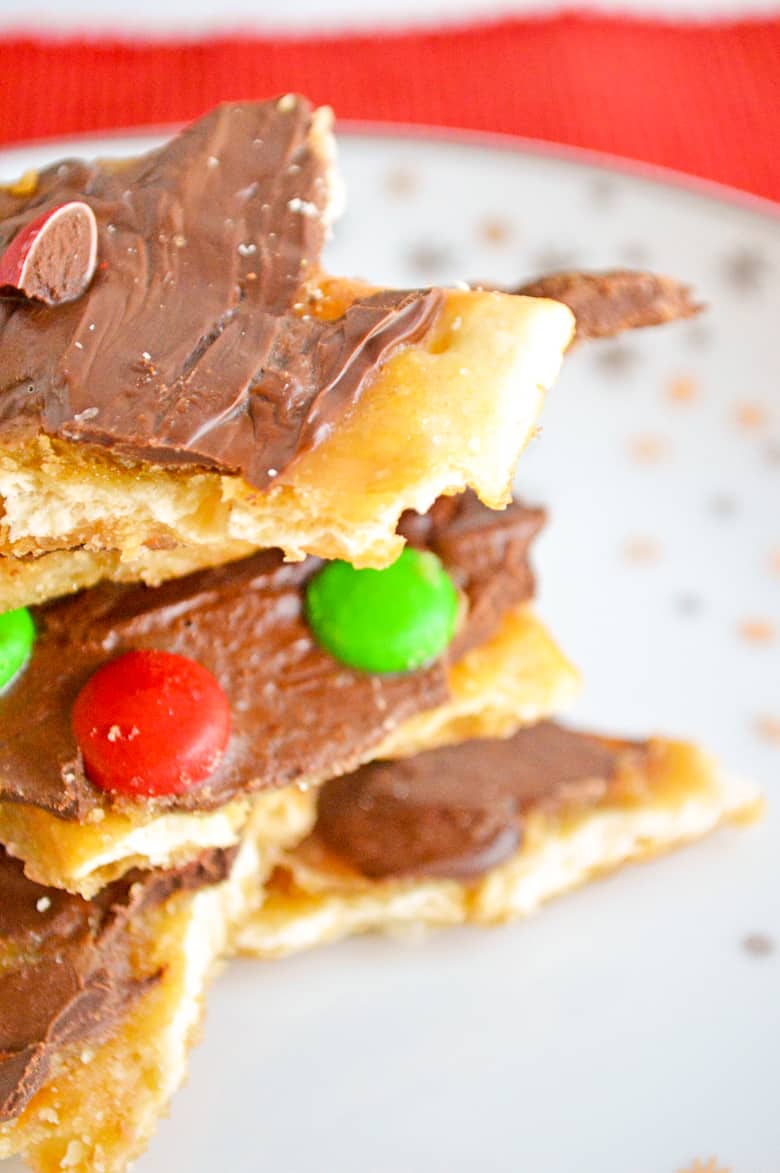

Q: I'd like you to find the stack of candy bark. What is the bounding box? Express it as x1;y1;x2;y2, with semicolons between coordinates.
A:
0;98;760;1173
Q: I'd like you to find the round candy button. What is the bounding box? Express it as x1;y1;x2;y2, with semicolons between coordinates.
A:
305;547;459;674
0;608;35;692
72;649;231;798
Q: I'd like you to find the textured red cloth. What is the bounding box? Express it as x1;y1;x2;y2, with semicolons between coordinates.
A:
0;16;779;201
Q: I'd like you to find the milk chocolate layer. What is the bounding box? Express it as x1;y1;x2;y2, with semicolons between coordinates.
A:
0;100;441;489
514;270;700;342
399;494;540;660
0;495;542;820
315;723;640;880
0;845;235;1122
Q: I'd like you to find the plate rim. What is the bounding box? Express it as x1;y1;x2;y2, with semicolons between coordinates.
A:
1;116;778;226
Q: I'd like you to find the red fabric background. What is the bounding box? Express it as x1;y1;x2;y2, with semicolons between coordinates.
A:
0;15;779;201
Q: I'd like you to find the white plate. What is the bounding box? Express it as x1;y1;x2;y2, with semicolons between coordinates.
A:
1;128;778;1173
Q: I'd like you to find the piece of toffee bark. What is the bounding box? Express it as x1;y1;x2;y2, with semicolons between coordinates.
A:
237;722;761;959
511;270;700;342
0;496;580;894
0;806;281;1173
0;845;235;1123
0;265;697;613
0;98;574;571
0;495;542;820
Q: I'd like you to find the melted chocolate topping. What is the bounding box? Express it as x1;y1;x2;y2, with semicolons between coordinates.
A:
0;845;235;1122
513;270;700;342
400;494;542;660
0;100;442;489
0;495;542;820
315;723;633;881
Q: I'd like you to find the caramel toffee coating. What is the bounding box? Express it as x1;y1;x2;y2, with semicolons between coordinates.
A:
0;845;236;1122
315;723;634;881
0;496;541;820
0;100;442;489
512;270;700;342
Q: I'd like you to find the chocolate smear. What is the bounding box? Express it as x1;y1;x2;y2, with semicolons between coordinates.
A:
0;100;441;488
0;845;235;1121
512;270;701;342
315;723;632;881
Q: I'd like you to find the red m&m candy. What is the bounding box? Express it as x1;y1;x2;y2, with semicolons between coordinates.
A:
72;649;231;798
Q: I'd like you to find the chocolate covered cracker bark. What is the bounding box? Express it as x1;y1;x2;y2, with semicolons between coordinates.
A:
0;819;276;1173
237;722;760;958
0;496;578;895
0;262;698;613
510;269;700;342
0;98;574;578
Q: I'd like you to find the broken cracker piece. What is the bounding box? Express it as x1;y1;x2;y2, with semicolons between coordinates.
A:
0;495;577;895
237;725;760;958
0;100;573;573
0;796;295;1173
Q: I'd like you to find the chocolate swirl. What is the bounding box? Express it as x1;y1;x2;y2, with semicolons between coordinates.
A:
0;99;441;488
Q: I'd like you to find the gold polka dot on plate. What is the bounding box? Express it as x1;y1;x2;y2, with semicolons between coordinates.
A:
383;166;418;197
477;216;513;246
734;401;769;430
677;1159;731;1173
754;715;780;743
622;535;662;563
628;434;670;463
737;619;776;644
742;932;775;957
667;375;698;403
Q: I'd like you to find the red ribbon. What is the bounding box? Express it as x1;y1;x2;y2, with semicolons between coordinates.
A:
1;16;779;201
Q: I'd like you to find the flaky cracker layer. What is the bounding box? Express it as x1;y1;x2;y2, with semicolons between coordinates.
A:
236;740;761;960
0;286;573;595
0;792;303;1173
0;541;257;612
0;606;579;897
0;738;759;1173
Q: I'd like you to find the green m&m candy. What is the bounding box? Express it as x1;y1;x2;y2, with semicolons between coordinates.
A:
0;608;35;692
305;547;459;674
